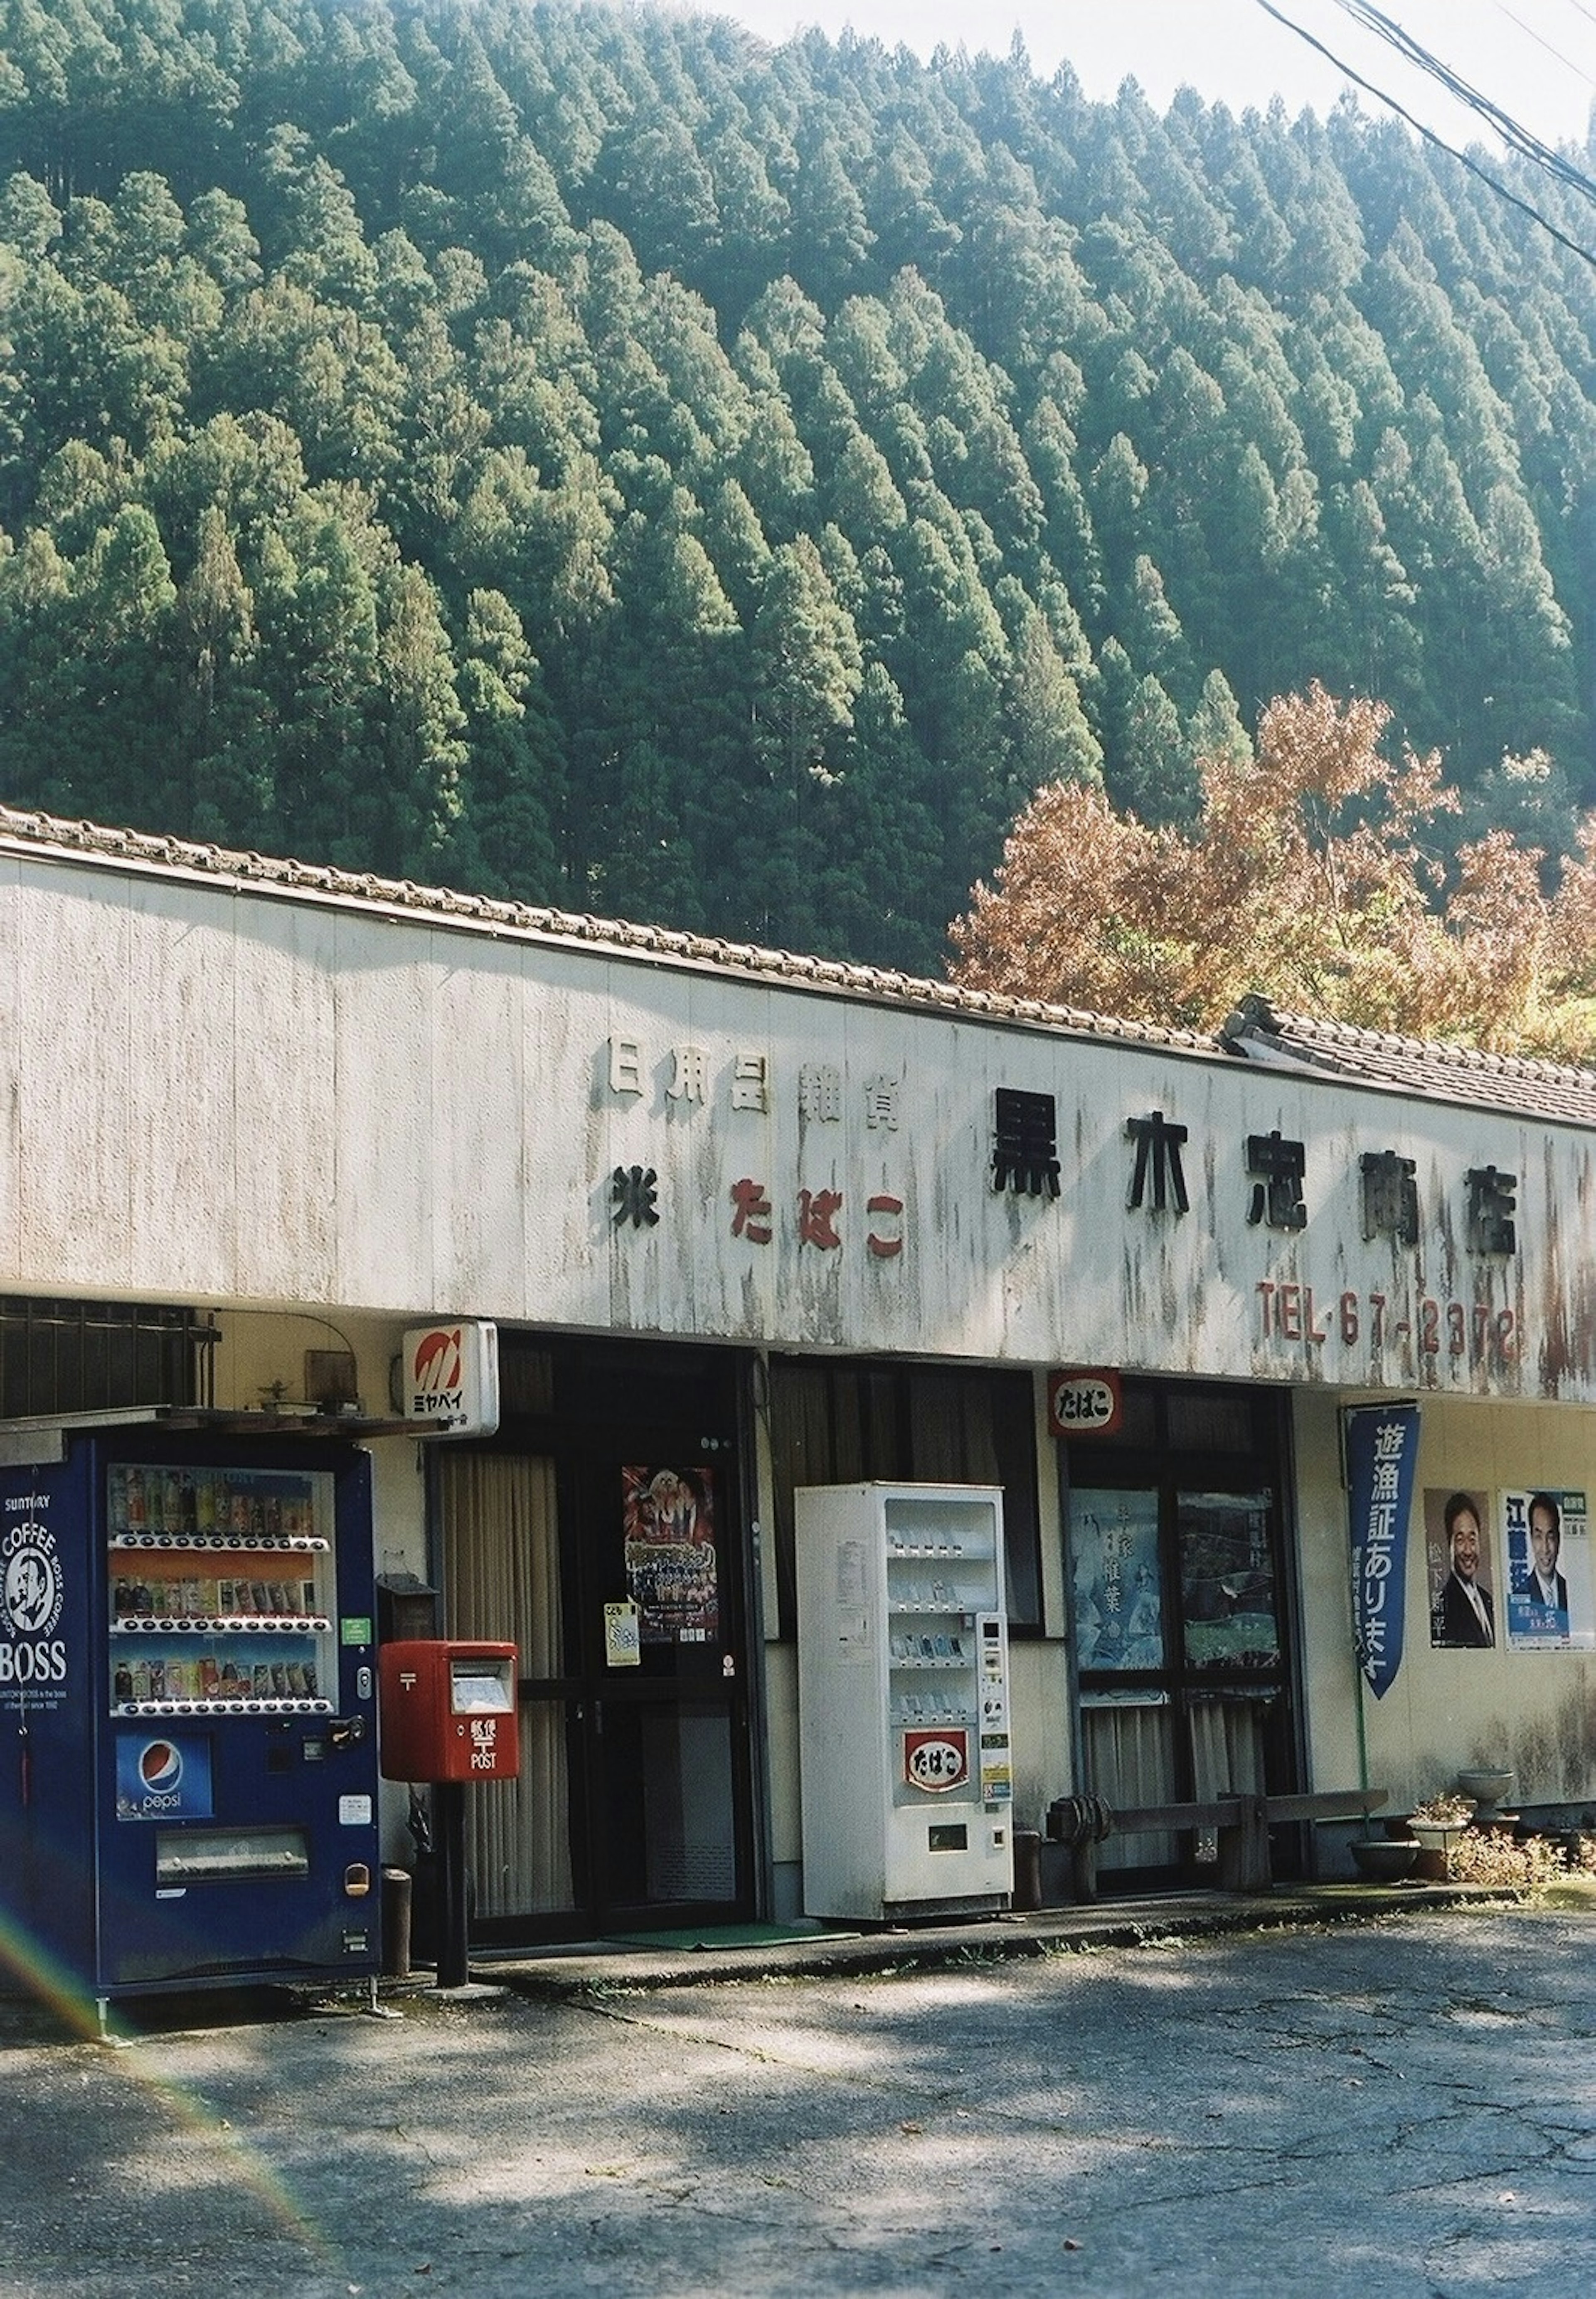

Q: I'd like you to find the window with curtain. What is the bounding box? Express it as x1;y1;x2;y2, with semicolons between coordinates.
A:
768;1357;1042;1634
436;1452;574;1917
1062;1379;1296;1884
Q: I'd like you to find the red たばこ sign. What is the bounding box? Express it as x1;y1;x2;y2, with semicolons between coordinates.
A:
1047;1369;1123;1439
904;1728;970;1794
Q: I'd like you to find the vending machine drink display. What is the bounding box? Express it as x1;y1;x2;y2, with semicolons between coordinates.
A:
0;1429;382;2011
795;1482;1014;1922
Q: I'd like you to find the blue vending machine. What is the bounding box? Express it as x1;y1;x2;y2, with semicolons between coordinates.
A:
0;1428;382;2017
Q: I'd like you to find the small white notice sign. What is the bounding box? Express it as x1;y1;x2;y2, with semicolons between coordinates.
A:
605;1600;642;1668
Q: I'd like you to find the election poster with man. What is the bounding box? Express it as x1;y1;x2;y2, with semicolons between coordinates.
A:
1501;1487;1593;1651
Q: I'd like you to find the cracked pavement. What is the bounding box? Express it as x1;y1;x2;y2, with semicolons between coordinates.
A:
3;1906;1594;2295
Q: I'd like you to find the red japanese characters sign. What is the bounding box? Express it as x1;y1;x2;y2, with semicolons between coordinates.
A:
1047;1368;1123;1439
903;1727;970;1794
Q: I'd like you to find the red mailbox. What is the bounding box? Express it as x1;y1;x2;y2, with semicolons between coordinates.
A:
379;1640;520;1782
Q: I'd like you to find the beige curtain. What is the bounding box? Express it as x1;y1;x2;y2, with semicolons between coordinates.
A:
1188;1696;1267;1800
438;1454;573;1916
1187;1695;1268;1862
1083;1700;1177;1870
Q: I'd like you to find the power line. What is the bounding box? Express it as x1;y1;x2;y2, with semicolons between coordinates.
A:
1329;2;1596;202
1252;0;1596;269
1491;0;1596;94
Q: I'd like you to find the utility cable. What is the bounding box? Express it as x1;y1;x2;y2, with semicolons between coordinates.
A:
1328;0;1596;204
1253;0;1596;269
1492;0;1596;94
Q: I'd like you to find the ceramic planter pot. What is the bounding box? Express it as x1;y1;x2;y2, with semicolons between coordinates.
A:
1409;1821;1465;1879
1349;1838;1418;1883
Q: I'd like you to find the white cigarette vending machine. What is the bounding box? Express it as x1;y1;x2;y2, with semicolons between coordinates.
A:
795;1482;1013;1921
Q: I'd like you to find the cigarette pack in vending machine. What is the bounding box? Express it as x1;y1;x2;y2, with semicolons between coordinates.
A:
0;1429;382;2012
795;1482;1013;1922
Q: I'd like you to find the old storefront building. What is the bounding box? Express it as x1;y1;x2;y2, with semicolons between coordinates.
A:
2;806;1594;1953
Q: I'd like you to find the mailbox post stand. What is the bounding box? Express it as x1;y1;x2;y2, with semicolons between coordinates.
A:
433;1780;469;1989
379;1639;520;1993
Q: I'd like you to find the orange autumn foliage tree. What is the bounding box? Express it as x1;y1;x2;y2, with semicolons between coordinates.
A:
948;683;1596;1060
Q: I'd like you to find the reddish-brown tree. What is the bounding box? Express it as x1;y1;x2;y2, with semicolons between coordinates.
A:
949;683;1596;1060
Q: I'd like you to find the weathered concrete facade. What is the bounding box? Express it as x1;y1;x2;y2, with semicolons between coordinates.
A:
4;808;1595;1924
8;828;1589;1392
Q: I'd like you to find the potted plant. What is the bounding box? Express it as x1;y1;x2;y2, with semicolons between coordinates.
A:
1409;1792;1473;1878
1347;1835;1419;1883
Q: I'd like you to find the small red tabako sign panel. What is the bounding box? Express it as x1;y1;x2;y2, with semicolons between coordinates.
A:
1047;1368;1123;1439
904;1728;970;1794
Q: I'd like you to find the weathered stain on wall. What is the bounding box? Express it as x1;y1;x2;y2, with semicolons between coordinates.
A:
1;846;1589;1401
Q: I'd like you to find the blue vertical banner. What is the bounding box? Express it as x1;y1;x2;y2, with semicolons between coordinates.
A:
1345;1404;1421;1699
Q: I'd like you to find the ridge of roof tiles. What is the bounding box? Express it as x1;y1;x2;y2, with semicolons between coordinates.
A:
1225;993;1596;1125
0;801;1213;1053
10;808;1596;1124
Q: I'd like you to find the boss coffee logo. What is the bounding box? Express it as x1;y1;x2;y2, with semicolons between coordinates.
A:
0;1498;68;1686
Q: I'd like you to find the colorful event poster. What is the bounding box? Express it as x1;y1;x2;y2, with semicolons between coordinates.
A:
1502;1487;1595;1651
622;1466;719;1645
1425;1488;1496;1649
1069;1488;1164;1670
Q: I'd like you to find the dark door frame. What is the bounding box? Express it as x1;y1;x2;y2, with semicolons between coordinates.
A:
1060;1375;1305;1889
429;1333;763;1941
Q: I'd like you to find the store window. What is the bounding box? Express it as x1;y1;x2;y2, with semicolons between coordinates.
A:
1061;1377;1297;1885
768;1357;1042;1633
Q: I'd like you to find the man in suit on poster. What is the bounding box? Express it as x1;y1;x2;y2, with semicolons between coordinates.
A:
1437;1490;1495;1647
1519;1491;1570;1629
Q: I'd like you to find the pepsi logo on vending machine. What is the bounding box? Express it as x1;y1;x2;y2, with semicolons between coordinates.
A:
115;1732;214;1821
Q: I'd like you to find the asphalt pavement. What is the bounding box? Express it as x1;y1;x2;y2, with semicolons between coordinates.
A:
4;1896;1595;2297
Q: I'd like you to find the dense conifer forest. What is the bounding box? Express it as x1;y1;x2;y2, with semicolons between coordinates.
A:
0;0;1593;972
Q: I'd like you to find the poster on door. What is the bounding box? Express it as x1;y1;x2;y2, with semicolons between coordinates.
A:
622;1466;719;1644
1069;1488;1164;1670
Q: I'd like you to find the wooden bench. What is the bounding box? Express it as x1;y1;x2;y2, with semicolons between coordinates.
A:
1046;1788;1389;1899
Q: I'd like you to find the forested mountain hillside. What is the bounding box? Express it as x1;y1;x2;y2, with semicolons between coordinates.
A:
0;0;1593;972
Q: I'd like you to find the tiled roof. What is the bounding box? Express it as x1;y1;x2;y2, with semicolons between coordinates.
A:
7;807;1595;1130
0;802;1213;1055
1221;993;1596;1128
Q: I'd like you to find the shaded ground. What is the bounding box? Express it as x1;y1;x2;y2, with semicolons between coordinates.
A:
2;1906;1594;2296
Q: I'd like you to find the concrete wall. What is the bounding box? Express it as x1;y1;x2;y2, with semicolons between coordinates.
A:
4;845;1591;1402
1297;1389;1596;1816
